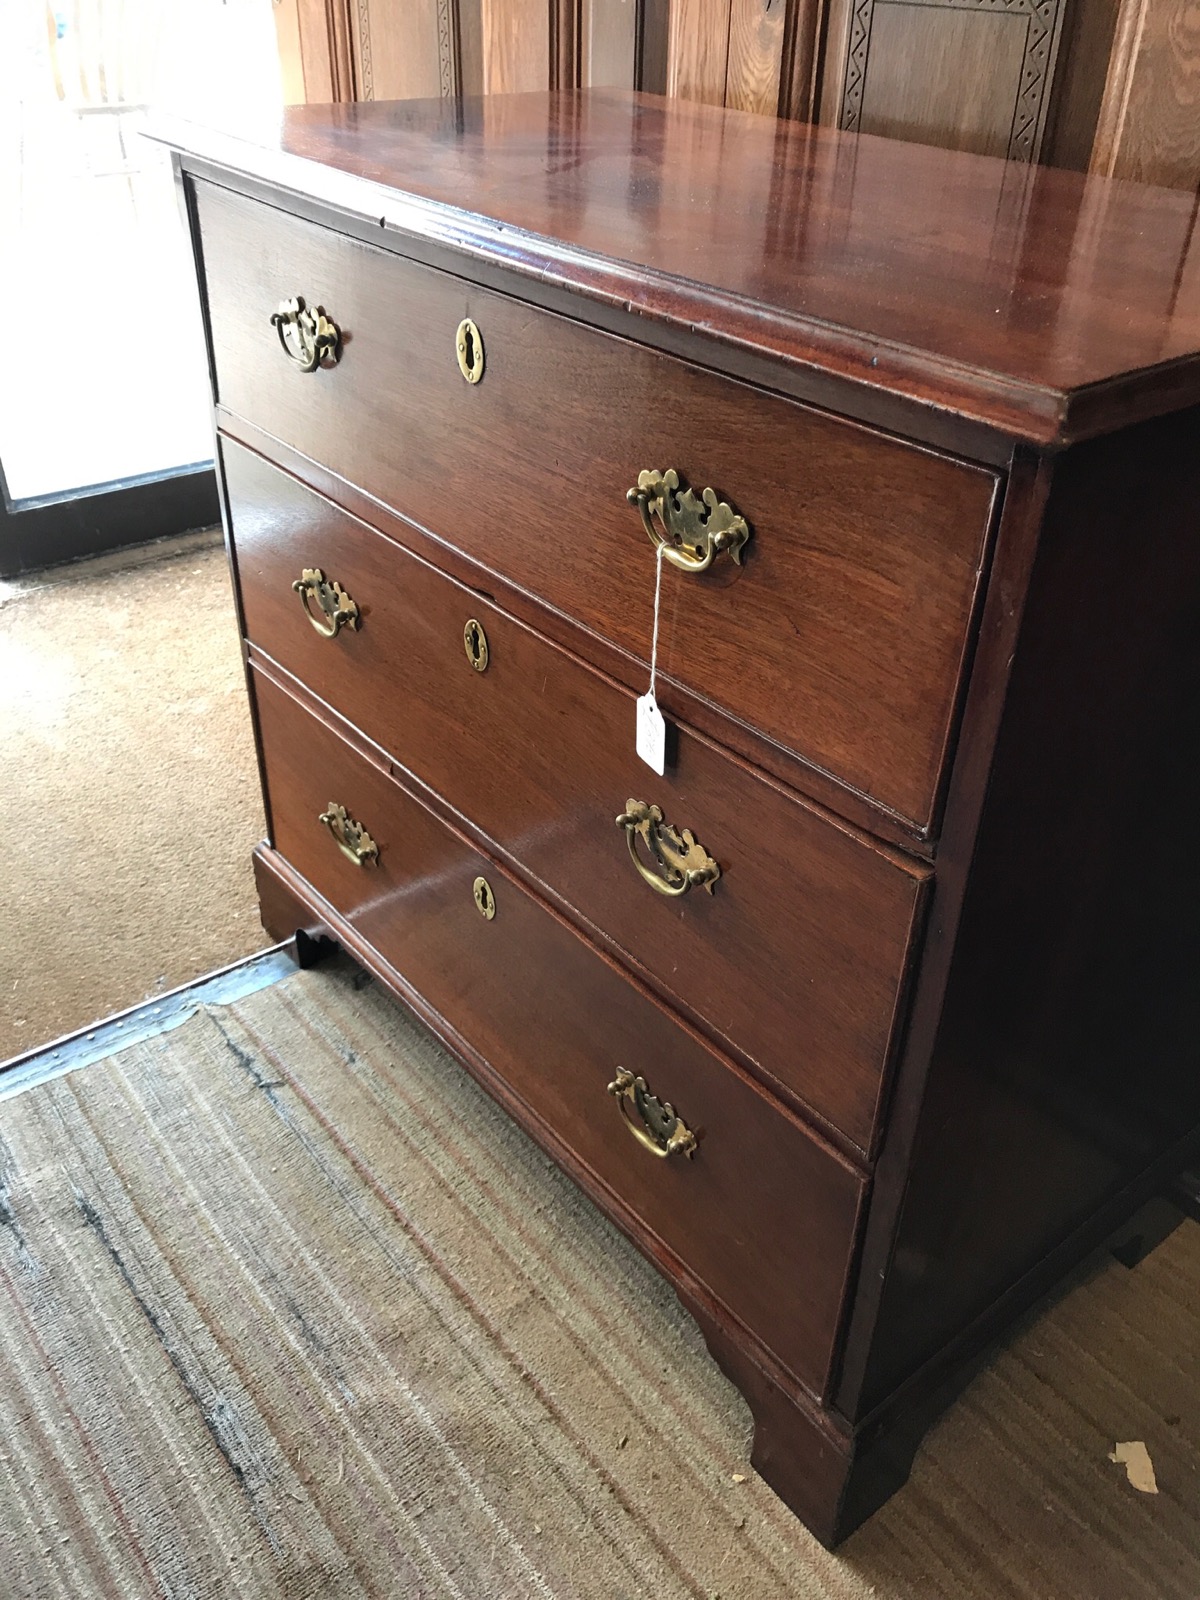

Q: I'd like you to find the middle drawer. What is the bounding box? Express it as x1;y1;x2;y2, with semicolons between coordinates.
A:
228;440;928;1156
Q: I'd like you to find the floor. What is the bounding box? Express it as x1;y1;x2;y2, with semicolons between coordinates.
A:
0;533;269;1060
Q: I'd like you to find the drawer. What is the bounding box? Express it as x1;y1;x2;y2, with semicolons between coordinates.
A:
251;664;865;1398
197;180;999;834
229;442;928;1155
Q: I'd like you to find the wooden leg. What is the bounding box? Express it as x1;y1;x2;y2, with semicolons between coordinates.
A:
677;1289;918;1548
1108;1194;1185;1268
253;845;337;966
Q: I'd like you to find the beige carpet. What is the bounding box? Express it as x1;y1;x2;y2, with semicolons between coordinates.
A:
0;958;1196;1600
0;534;268;1060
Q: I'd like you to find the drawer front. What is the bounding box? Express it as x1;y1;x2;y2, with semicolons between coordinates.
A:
251;665;865;1398
229;442;927;1154
197;180;998;833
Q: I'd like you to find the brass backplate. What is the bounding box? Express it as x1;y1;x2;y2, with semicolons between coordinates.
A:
463;617;489;672
472;875;496;919
456;317;484;384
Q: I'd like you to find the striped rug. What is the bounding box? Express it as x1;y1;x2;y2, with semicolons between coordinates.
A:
0;959;1196;1599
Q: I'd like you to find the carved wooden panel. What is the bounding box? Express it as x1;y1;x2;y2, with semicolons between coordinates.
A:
839;0;1066;162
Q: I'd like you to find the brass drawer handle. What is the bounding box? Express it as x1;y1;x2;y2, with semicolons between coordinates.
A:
270;296;340;372
616;799;720;898
292;567;360;638
607;1068;697;1160
319;802;378;866
627;469;750;572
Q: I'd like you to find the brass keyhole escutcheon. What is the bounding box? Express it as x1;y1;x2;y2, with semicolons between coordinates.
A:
473;875;496;920
456;317;484;384
463;617;489;672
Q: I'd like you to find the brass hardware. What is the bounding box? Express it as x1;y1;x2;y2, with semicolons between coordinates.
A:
319;802;378;867
293;568;361;638
615;800;720;898
473;875;496;919
627;469;750;572
607;1067;697;1160
270;297;341;372
455;317;485;384
463;617;489;672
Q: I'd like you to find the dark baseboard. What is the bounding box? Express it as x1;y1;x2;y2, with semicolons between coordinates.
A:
0;462;220;578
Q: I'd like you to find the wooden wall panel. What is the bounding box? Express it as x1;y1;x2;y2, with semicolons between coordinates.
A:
838;0;1065;163
350;3;443;101
481;0;551;91
726;0;785;113
582;0;638;87
667;0;731;104
1091;0;1200;187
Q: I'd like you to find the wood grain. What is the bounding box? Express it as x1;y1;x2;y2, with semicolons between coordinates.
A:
481;0;550;90
226;439;928;1155
195;179;998;834
725;0;785;113
667;0;731;103
1091;0;1200;187
250;661;866;1401
582;0;638;87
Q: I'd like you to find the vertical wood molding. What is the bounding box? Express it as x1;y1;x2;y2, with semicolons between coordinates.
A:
779;0;827;118
1090;0;1200;186
481;0;552;90
437;0;464;95
552;0;582;88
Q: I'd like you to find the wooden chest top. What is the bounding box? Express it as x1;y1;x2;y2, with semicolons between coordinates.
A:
158;89;1200;447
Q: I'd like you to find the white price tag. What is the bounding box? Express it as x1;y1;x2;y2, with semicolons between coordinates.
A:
636;691;667;775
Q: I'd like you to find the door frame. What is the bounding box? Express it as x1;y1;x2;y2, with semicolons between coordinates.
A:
0;459;219;578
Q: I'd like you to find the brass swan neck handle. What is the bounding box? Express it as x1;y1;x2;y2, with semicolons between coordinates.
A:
627;469;750;573
271;297;341;372
615;800;720;897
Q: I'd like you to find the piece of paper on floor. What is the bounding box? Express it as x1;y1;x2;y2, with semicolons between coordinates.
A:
1108;1440;1159;1494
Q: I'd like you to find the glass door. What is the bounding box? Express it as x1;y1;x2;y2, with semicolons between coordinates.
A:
0;0;283;573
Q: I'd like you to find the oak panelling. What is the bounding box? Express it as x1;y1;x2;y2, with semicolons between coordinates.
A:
839;0;1066;163
481;0;550;90
857;7;1029;159
726;0;786;113
668;0;731;103
582;0;638;86
349;2;442;100
194;178;999;834
1091;0;1200;187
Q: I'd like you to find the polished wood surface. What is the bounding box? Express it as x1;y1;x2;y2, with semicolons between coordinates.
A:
227;439;927;1154
251;662;866;1398
159;92;1200;443
842;401;1200;1415
171;92;1200;1548
198;180;997;832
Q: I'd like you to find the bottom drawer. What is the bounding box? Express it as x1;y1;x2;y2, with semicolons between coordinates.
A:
252;666;865;1399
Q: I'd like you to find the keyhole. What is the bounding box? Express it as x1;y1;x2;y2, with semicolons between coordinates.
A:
463;617;489;672
456;317;484;383
473;875;496;920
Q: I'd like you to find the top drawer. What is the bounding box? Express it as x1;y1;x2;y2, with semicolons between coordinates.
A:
194;180;999;833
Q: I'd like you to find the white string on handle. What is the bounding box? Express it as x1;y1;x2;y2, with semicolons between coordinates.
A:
648;539;666;701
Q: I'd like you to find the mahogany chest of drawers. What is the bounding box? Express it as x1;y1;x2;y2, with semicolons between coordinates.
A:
163;92;1200;1545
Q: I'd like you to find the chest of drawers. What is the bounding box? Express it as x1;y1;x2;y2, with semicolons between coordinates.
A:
162;92;1200;1546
